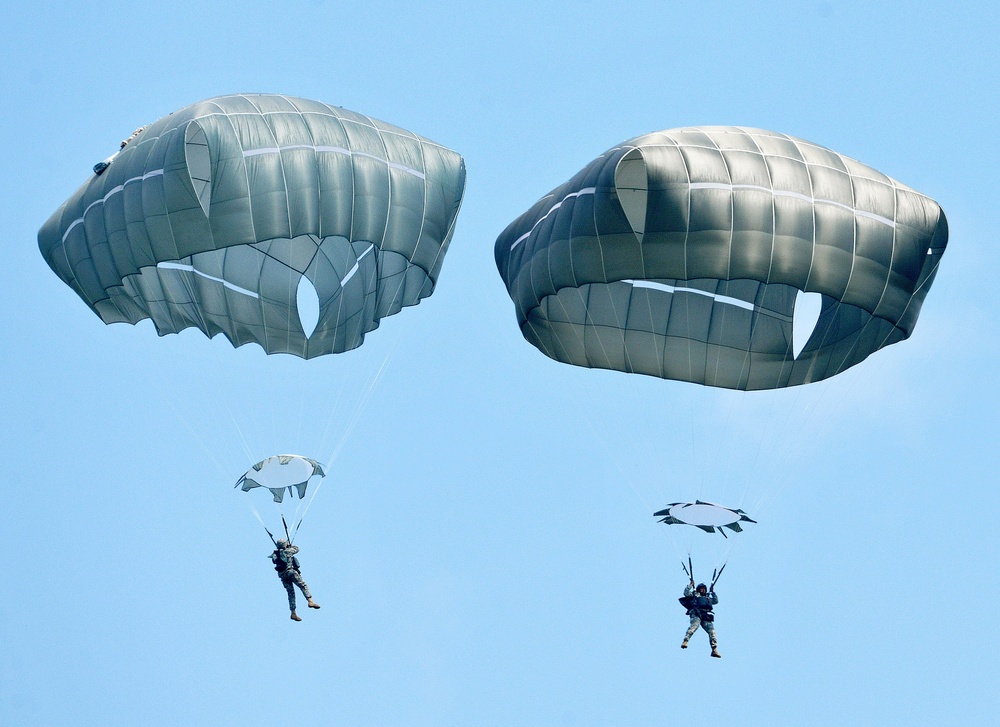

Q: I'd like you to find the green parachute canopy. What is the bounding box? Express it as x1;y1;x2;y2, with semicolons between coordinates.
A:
39;93;466;358
494;127;947;390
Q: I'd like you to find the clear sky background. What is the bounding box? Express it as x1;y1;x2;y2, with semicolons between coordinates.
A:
2;2;997;725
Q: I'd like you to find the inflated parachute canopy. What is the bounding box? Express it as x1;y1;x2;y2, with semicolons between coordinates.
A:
235;455;325;503
39;94;466;358
654;501;756;536
495;127;947;390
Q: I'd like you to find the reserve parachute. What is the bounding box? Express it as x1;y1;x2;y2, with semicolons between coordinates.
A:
654;501;756;537
654;500;757;584
494;126;947;390
236;454;327;542
236;454;326;503
39;93;466;358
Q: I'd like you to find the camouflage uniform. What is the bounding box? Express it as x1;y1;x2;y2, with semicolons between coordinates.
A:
682;584;719;649
270;542;312;612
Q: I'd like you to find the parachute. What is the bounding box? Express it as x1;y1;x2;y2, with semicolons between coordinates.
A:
39;93;466;358
235;455;327;542
235;454;326;504
494;127;949;582
654;501;756;537
494;126;947;390
655;501;757;583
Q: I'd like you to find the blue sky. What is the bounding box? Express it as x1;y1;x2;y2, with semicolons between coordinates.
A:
2;1;997;725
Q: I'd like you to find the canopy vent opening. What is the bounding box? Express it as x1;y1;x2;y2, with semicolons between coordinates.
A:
184;121;212;216
615;148;648;243
792;291;823;359
296;276;320;338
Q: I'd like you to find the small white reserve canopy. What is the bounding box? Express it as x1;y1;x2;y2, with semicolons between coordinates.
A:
653;501;756;537
235;455;326;503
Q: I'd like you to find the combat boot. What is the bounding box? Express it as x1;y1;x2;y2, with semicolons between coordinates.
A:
307;599;321;609
711;648;721;658
290;611;302;621
680;640;688;649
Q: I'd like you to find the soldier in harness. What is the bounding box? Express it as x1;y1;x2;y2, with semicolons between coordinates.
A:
680;580;721;658
270;538;320;621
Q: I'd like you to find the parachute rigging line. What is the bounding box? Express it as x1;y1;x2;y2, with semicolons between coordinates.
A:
710;562;727;589
245;498;278;545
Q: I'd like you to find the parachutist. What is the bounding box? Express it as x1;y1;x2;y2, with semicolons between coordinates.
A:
679;581;720;658
270;538;320;621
